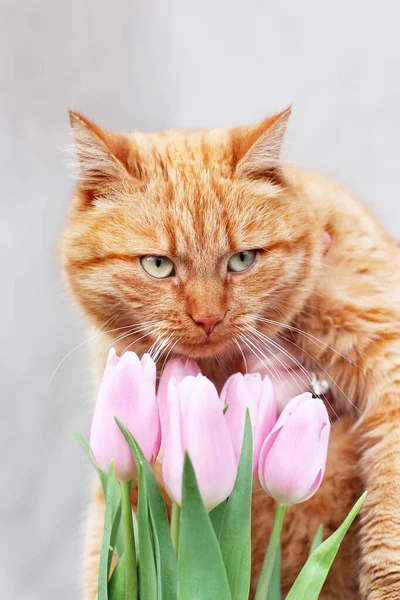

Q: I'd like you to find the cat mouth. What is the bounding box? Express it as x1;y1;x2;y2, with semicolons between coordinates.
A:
175;337;232;359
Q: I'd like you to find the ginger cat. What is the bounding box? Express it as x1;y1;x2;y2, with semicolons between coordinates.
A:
62;108;400;599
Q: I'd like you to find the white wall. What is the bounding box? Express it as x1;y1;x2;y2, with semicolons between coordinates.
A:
2;1;399;598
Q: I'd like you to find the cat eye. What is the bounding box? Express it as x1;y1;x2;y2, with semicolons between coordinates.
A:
227;250;257;273
140;256;175;279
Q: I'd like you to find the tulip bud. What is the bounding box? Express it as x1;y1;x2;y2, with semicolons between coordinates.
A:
258;393;330;506
221;373;277;473
158;357;201;400
162;374;237;511
90;348;160;481
157;357;201;458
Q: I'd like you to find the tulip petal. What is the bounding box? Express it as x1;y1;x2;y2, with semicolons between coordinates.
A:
158;357;201;409
162;374;237;511
253;376;277;470
107;347;120;368
157;357;201;458
258;395;330;506
183;376;237;510
223;375;248;463
264;405;322;504
223;372;277;473
220;373;235;406
258;428;283;490
300;469;324;504
274;392;313;427
162;379;185;505
90;349;160;481
141;353;157;385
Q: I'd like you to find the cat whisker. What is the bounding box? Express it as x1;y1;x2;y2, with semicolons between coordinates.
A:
159;338;180;378
119;330;158;362
250;326;314;385
234;338;248;374
99;323;159;369
241;331;310;400
159;337;181;366
242;332;287;387
147;336;161;360
213;351;230;379
250;314;368;374
276;331;361;415
239;334;288;392
239;334;311;408
253;315;361;415
97;300;126;330
47;321;158;389
239;329;337;428
249;327;341;423
150;333;174;363
250;323;346;421
249;331;306;387
154;336;174;363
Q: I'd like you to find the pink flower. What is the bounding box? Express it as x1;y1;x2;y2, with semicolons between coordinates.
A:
258;393;330;506
221;373;277;473
90;348;160;481
157;357;201;457
162;374;237;511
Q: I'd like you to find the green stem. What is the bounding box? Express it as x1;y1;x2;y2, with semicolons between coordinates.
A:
255;504;287;600
170;503;181;555
120;481;137;600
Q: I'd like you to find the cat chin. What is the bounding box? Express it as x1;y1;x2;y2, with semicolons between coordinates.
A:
173;339;239;361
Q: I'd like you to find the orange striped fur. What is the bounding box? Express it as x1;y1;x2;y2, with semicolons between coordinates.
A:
63;110;400;599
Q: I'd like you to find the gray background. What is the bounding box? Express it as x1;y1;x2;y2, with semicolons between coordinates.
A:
2;1;399;598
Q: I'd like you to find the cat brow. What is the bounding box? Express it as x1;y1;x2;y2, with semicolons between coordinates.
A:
69;253;138;268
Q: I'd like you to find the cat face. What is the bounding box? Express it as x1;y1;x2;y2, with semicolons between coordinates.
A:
62;110;323;362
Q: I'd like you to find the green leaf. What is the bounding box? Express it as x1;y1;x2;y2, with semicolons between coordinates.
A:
108;504;122;573
74;431;124;558
286;492;367;600
219;411;253;600
137;463;157;599
112;511;124;560
267;542;281;600
309;525;324;557
209;500;227;538
178;454;232;599
115;418;178;600
108;554;125;599
170;503;181;555
74;431;108;496
98;462;120;600
150;509;163;599
120;480;138;599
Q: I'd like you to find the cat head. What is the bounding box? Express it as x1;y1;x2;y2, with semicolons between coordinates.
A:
62;109;324;362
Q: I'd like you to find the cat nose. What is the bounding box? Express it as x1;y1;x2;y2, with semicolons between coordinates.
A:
191;313;224;335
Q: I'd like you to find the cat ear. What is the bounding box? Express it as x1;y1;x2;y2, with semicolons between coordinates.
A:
234;107;291;179
68;111;135;200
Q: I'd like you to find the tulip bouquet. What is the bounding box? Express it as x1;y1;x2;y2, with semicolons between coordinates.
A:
76;349;366;600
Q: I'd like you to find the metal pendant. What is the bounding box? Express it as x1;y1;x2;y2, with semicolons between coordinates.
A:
309;372;330;398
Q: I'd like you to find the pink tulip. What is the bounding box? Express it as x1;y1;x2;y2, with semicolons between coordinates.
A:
90;348;160;481
221;373;277;473
258;393;330;506
158;357;201;400
162;374;237;511
157;357;201;457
